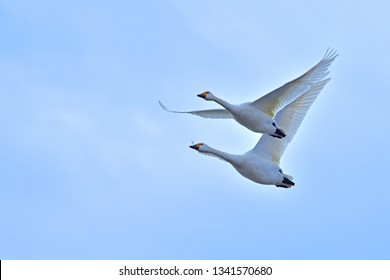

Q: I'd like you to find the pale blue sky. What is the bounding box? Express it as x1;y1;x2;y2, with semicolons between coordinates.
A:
1;0;390;259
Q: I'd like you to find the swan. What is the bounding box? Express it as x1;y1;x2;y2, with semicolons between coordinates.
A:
160;49;337;138
189;78;330;188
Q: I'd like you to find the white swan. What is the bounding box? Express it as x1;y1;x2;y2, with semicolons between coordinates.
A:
189;78;330;187
160;49;337;138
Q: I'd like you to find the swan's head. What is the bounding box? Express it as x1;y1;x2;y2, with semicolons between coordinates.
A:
197;91;214;100
189;143;208;152
189;142;227;162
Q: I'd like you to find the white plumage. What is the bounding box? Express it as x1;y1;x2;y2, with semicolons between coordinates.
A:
160;49;337;138
190;78;330;187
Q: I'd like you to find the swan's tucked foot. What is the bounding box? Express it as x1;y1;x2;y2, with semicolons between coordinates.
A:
276;184;291;188
270;133;283;139
270;123;286;138
276;177;295;188
270;128;286;138
283;176;295;185
275;128;286;138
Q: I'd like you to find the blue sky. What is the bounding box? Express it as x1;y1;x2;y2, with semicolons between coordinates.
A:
1;0;390;259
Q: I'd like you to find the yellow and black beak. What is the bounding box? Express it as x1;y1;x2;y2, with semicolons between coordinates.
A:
189;143;201;150
197;92;207;99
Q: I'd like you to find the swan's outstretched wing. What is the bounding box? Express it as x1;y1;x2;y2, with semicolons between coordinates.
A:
251;49;337;117
159;101;233;119
250;78;331;164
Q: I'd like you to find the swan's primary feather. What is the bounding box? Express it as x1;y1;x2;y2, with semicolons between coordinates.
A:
251;49;337;117
250;78;331;164
159;101;233;119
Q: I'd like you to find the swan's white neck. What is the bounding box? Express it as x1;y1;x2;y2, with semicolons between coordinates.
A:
202;146;236;164
210;95;234;111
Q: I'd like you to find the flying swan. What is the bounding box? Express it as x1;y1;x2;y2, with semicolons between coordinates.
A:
189;78;330;187
160;50;337;138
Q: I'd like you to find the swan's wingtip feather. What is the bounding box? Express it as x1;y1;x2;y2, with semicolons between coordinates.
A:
323;48;339;60
158;100;169;111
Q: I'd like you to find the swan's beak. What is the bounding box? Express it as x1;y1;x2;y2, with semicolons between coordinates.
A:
189;144;199;150
197;92;207;99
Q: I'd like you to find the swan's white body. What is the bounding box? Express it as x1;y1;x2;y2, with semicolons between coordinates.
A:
160;49;337;138
190;78;330;187
196;147;286;186
203;96;281;137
